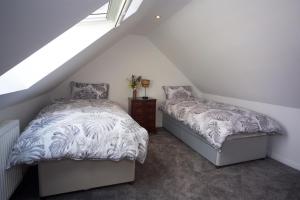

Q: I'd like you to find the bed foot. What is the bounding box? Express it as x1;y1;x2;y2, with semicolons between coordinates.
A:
38;160;135;197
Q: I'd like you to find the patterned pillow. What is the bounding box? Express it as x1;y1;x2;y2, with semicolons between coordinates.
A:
162;86;193;99
70;81;109;99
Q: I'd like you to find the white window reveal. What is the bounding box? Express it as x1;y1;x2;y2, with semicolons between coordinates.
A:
84;2;109;22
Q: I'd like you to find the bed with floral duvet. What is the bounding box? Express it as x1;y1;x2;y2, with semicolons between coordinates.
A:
6;96;149;196
160;97;282;149
7;99;148;167
160;86;283;166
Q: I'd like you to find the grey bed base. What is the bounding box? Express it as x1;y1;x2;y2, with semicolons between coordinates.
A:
38;159;135;197
162;113;268;167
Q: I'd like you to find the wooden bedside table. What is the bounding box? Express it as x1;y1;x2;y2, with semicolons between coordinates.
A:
128;98;156;133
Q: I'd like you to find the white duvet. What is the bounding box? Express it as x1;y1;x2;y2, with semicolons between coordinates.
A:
7;99;148;168
160;97;282;149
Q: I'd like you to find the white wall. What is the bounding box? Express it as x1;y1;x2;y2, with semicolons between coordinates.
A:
205;93;300;170
50;35;203;126
148;0;300;108
0;93;50;129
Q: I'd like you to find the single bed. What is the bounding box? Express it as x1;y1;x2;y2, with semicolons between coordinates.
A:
163;113;269;166
160;86;282;167
7;82;149;197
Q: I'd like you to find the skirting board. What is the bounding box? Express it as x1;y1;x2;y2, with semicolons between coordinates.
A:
38;159;135;197
269;152;300;171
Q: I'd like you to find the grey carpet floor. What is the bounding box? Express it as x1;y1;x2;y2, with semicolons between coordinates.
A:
11;129;300;200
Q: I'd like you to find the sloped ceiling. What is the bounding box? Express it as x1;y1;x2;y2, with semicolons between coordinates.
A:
0;0;192;109
148;0;300;108
0;0;107;76
5;0;298;110
0;0;107;108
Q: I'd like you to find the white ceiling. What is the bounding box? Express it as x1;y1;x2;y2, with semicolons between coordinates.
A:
132;0;192;35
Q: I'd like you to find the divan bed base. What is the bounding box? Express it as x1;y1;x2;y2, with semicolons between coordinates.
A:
38;159;135;197
162;113;268;167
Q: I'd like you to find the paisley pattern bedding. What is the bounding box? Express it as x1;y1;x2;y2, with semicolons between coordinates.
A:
7;99;148;168
160;98;282;149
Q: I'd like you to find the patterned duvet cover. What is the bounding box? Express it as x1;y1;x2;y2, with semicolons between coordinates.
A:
160;98;282;149
7;99;148;168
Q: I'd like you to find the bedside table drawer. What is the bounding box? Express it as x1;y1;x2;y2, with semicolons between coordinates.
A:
129;98;156;133
145;114;155;121
144;107;155;114
131;108;145;116
131;106;155;116
131;101;144;106
145;100;156;106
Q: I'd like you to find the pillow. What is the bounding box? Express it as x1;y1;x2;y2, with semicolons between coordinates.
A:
162;86;193;99
70;81;109;99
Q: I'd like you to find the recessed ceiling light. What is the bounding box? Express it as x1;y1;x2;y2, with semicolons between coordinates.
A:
155;15;160;19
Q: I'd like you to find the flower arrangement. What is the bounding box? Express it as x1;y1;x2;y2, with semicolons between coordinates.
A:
127;74;142;99
127;74;142;90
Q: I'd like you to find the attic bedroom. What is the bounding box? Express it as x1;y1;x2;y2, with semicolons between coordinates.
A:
0;0;299;199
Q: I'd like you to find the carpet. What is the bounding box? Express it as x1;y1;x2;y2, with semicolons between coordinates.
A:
11;129;300;200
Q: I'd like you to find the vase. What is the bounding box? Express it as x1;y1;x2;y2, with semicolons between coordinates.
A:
132;89;137;99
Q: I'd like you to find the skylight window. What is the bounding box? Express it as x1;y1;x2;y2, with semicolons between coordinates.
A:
84;2;109;22
123;0;144;21
0;0;143;95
